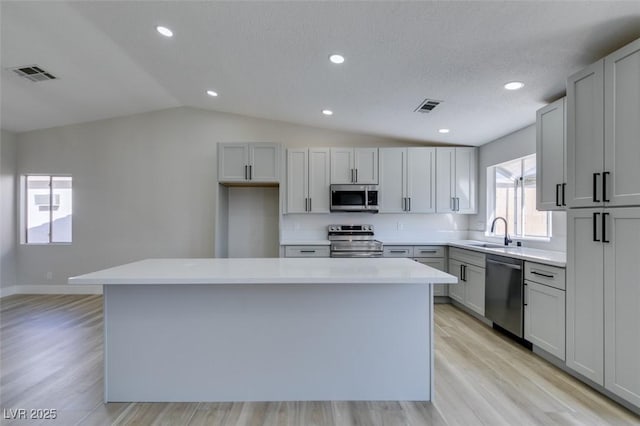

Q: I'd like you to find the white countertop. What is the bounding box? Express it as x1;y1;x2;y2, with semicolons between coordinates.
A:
69;258;458;285
280;239;566;267
280;240;331;245
449;241;566;267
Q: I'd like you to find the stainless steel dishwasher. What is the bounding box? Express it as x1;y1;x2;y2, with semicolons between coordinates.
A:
485;254;524;338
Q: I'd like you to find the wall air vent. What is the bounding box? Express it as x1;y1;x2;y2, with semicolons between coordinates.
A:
10;65;56;82
415;98;442;113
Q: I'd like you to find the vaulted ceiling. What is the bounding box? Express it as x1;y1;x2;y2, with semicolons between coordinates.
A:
2;1;639;145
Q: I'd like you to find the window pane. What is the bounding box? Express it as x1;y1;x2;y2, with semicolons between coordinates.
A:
51;177;72;243
494;168;516;235
522;156;548;237
26;176;51;243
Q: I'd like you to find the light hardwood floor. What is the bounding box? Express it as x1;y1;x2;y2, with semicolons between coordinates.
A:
0;295;638;425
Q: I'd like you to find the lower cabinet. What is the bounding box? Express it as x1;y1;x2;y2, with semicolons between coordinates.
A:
385;245;448;299
524;262;566;360
525;281;566;360
448;248;485;316
283;245;330;258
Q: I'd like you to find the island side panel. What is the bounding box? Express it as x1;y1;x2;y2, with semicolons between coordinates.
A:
103;283;432;402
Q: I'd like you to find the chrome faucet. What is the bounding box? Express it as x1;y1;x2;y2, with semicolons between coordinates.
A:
490;217;513;246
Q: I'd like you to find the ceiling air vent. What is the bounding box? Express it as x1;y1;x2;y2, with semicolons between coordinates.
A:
10;65;56;82
415;98;442;113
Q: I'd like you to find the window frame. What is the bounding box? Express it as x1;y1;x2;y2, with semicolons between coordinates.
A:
486;155;551;241
21;174;73;245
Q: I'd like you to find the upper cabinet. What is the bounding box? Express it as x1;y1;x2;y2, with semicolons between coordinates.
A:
435;147;477;214
567;38;640;208
379;148;435;213
218;143;281;183
286;148;331;213
330;148;378;184
536;97;566;211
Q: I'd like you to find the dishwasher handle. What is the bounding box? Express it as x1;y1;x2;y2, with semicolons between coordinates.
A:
486;259;522;270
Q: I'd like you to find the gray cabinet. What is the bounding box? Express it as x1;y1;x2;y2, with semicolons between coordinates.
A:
448;247;485;315
218;143;280;183
436;147;477;214
524;262;566;360
413;245;447;297
379;148;436;213
330;148;378;184
536;97;566;211
286;148;330;213
567;38;640;208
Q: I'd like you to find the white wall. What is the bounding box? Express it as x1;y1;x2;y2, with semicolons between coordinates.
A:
1;130;18;294
14;106;449;288
468;124;566;252
228;187;279;258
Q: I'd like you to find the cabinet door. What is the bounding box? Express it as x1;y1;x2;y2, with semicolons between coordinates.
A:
308;148;331;213
566;208;604;385
604;207;640;407
448;259;464;304
407;147;435;213
354;148;378;184
436;147;455;213
604;39;640;207
218;143;249;182
286;149;308;213
566;60;604;208
249;143;280;182
378;148;406;213
524;281;566;360
464;264;485;316
330;148;355;183
415;257;447;296
536;98;566;211
454;147;477;214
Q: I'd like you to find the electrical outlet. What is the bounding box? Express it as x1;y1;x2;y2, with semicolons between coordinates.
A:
46;272;53;280
397;222;404;231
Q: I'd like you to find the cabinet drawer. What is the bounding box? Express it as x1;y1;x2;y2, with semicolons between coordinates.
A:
449;247;485;268
525;262;565;290
413;246;445;258
284;246;330;257
383;246;414;257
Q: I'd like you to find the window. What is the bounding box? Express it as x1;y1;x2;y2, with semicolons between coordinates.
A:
24;175;72;244
488;155;550;239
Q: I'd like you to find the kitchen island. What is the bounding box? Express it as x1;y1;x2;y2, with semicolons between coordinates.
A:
69;258;456;402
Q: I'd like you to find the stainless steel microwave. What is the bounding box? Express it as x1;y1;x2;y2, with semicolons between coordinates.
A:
330;184;379;213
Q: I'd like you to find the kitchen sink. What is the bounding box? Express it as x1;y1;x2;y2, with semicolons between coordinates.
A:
463;242;507;249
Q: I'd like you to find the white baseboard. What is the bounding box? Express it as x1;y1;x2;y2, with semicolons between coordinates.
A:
0;284;102;298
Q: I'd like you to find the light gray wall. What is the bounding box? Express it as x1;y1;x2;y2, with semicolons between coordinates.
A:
468;124;566;252
1;130;18;291
14;106;435;286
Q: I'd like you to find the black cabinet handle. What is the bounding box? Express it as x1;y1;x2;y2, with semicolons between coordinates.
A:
300;250;316;253
463;265;467;281
602;212;610;243
556;184;561;207
562;183;566;206
593;173;601;202
355;169;358;183
245;165;248;180
531;271;554;279
459;264;464;282
408;197;411;212
524;282;528;306
603;171;610;202
249;165;252;180
390;250;407;254
419;250;437;254
309;198;312;211
593;212;600;242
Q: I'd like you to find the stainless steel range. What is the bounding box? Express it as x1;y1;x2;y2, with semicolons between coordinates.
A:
328;224;383;258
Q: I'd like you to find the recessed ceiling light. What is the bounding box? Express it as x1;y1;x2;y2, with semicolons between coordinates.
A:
438;128;450;134
329;54;345;64
156;26;173;38
206;90;218;97
322;109;333;116
504;81;525;90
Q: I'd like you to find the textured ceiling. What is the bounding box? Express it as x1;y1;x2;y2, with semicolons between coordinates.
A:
2;1;640;145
